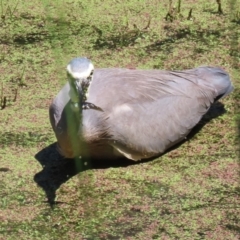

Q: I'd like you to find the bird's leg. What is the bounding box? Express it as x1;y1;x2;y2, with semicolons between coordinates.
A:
82;102;103;111
81;82;103;111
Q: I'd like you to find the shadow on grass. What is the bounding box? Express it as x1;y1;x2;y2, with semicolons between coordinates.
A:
4;14;225;53
145;27;221;55
34;102;227;205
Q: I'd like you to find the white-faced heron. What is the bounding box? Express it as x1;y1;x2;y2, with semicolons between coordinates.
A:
49;57;233;161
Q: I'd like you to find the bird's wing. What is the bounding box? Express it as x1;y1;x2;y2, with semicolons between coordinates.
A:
86;67;231;159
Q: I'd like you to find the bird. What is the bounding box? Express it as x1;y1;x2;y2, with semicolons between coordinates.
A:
49;57;233;161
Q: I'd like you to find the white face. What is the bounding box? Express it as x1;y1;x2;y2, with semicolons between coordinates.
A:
66;62;94;79
67;61;94;103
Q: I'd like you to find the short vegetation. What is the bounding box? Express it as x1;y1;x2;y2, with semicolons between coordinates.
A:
0;0;239;239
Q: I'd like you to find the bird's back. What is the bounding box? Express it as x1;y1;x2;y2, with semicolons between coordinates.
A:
85;66;233;160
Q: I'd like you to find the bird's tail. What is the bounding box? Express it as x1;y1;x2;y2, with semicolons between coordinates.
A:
198;66;234;101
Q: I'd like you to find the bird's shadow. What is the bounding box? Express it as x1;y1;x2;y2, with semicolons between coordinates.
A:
34;101;226;205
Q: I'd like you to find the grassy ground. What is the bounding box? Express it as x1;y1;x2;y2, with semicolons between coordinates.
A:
0;0;240;239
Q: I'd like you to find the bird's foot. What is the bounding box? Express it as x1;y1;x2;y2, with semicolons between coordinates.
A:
82;102;103;111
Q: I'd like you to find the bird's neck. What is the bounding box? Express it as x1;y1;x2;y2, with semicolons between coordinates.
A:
69;82;83;113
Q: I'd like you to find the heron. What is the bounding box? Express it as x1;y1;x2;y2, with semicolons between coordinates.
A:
49;57;233;161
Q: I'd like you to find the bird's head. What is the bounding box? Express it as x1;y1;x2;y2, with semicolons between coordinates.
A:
67;57;94;108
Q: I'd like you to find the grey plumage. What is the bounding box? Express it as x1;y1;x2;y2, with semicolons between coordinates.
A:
49;58;233;161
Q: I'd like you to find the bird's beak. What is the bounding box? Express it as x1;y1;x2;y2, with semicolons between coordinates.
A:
75;80;83;95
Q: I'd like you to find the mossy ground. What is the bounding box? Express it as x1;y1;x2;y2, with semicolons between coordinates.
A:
0;0;240;239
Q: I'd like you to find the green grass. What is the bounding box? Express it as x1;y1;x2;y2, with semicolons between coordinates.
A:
0;0;240;239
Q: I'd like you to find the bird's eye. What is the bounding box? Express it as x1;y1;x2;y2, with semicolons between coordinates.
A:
87;70;94;81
